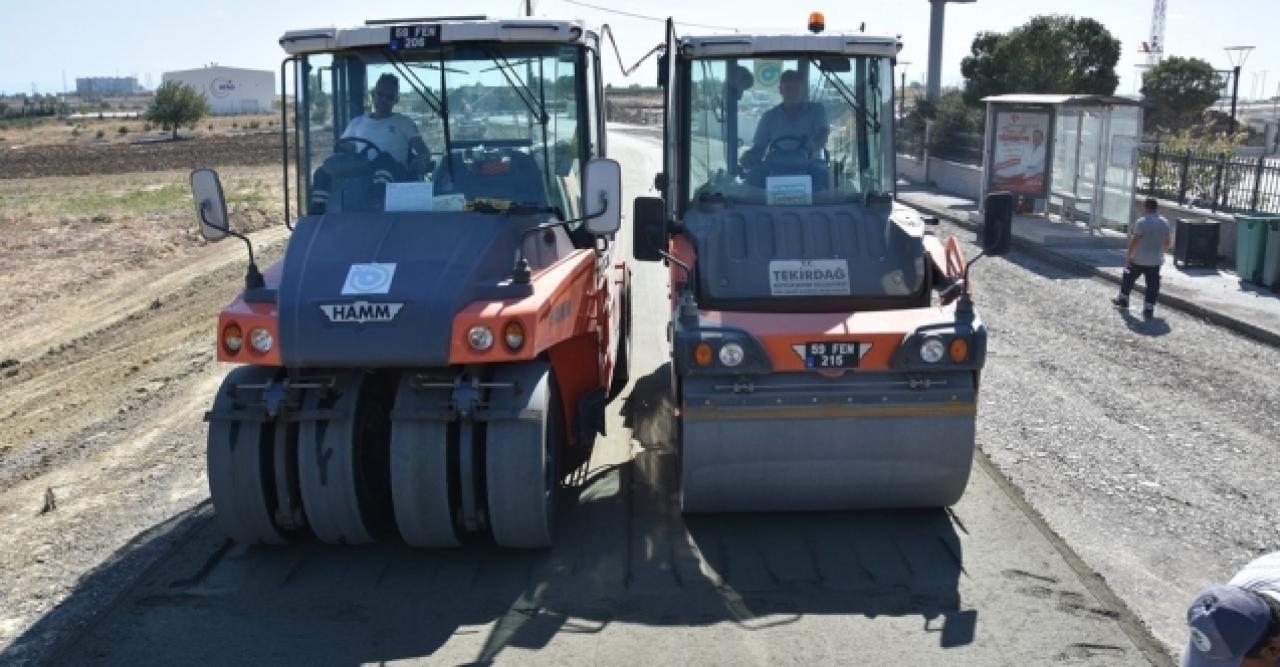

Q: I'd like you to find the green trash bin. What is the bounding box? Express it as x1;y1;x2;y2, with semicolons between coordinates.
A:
1264;219;1280;290
1234;215;1275;284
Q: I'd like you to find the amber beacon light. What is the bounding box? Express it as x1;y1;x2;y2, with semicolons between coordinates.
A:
807;12;825;33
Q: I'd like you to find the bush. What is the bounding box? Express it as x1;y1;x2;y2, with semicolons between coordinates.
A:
208;124;214;130
247;120;260;130
146;81;210;139
1139;115;1250;205
118;126;128;135
143;123;152;131
95;129;105;139
232;121;239;128
901;89;985;164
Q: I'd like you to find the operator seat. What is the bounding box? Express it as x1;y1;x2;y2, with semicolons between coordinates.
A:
437;150;547;207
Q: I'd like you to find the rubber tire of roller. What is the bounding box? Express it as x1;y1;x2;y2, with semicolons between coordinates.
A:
298;371;377;545
207;365;287;545
608;285;632;400
485;366;560;548
390;375;459;548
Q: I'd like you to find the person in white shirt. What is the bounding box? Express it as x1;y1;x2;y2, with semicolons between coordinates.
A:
308;74;431;214
1020;129;1046;180
339;73;431;177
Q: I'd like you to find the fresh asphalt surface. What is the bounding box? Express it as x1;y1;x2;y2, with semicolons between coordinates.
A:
34;129;1170;666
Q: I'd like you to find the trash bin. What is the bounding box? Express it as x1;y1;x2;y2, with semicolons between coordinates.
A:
1234;215;1275;284
1174;218;1219;268
1263;219;1280;290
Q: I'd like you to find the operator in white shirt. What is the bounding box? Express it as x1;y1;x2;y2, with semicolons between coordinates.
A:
340;73;432;178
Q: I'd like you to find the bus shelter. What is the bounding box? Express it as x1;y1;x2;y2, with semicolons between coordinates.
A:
981;94;1144;230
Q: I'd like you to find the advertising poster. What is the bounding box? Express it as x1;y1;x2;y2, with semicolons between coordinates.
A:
990;110;1051;196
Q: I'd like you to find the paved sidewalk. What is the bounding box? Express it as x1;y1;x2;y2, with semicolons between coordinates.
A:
897;181;1280;348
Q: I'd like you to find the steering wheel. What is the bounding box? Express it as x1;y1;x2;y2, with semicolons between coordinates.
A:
763;134;811;166
334;136;390;163
766;135;807;154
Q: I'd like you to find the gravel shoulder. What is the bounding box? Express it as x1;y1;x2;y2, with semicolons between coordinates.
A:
937;218;1280;654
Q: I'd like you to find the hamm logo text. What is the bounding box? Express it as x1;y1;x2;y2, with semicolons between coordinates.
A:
320;301;404;324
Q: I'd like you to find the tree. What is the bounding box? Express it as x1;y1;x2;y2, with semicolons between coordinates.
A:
145;81;210;139
960;15;1121;106
1141;56;1223;131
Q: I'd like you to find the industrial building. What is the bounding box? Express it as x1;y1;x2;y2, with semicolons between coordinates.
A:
161;66;275;115
75;76;141;97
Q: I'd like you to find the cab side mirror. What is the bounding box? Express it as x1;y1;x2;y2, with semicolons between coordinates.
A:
632;196;666;262
583;158;621;236
191;169;230;242
982;191;1013;256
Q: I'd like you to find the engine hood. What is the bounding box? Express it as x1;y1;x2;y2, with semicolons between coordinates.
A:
276;211;561;367
681;200;928;312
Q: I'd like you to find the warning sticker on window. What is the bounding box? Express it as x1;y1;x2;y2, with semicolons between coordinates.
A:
768;260;851;296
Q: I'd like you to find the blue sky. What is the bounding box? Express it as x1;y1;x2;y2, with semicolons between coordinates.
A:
2;0;1278;98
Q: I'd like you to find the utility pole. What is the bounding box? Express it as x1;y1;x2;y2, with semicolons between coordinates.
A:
899;61;911;116
1225;46;1254;133
525;0;532;16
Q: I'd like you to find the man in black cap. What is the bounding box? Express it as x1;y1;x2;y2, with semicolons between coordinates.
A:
1182;551;1280;667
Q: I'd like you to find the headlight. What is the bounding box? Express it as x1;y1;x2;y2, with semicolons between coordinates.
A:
249;327;273;353
222;323;243;353
718;342;744;367
468;325;494;351
920;337;945;363
504;320;525;350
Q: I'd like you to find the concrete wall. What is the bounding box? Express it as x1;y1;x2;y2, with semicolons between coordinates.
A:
895;154;983;200
897;154;926;182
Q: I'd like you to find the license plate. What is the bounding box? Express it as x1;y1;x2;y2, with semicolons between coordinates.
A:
804;341;861;369
388;24;441;51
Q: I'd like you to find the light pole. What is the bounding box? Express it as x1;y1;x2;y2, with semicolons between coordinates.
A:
925;0;976;102
1225;46;1254;132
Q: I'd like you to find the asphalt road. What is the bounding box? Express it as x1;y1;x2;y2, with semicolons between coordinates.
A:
21;128;1169;666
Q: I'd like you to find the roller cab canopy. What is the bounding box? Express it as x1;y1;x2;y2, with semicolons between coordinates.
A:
281;18;595;55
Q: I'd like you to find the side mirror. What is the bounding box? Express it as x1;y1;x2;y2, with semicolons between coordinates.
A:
583;158;621;236
632;196;666;262
191;169;229;242
981;191;1013;256
657;53;668;88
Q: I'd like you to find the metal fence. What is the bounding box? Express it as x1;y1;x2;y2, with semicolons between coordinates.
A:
1138;144;1280;215
894;125;983;166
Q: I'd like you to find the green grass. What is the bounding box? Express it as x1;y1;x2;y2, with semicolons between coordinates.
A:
0;167;283;221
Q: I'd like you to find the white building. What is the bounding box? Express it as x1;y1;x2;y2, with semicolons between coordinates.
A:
161;66;274;115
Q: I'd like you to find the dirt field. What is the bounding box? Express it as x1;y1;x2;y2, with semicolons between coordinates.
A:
0;132;289;179
0;125;293;654
0;113;281;148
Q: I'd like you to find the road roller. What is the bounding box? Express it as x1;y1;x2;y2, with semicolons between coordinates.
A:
190;16;629;548
631;16;1012;512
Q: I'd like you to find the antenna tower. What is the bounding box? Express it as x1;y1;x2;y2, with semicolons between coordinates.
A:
1147;0;1167;65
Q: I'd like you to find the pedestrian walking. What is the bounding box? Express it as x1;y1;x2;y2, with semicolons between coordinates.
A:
1182;551;1280;667
1112;198;1171;320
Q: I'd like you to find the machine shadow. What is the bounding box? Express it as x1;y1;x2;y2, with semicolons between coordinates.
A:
17;364;970;666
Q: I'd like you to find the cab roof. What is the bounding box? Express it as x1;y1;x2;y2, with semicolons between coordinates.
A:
280;18;595;56
680;33;901;59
